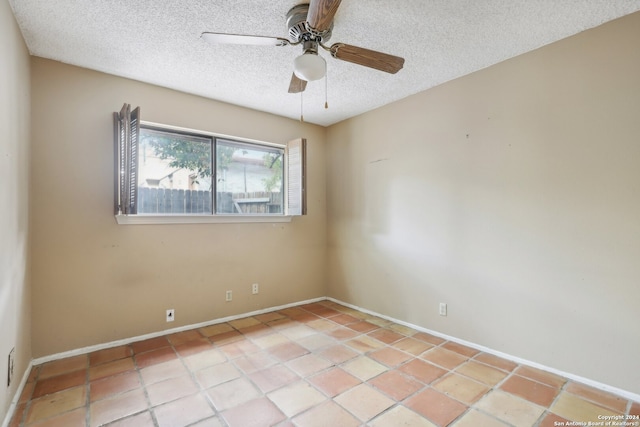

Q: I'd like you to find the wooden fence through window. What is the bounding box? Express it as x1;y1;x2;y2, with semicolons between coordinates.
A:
138;188;283;214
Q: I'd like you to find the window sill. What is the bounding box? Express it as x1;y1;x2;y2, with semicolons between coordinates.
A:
115;214;293;225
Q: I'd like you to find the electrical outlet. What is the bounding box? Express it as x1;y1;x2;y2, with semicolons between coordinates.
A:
439;303;447;316
7;348;15;387
252;283;259;294
226;290;233;302
166;309;175;322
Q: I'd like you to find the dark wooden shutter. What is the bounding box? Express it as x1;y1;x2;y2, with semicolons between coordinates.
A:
113;104;140;215
286;138;307;216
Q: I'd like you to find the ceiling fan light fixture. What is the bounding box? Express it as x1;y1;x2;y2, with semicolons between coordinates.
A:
293;52;326;81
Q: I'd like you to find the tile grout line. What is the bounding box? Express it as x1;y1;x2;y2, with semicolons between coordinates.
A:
275;307;355;424
316;304;479;426
15;368;34;427
84;358;92;427
224;324;281;424
296;304;458;425
210;312;321;424
532;378;573;427
276;304;386;424
328;297;640;404
171;334;225;427
255;312;337;425
327;302;547;427
456;357;522;427
131;343;161;427
295;306;380;424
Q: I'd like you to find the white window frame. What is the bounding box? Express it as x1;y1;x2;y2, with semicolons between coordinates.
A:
114;104;306;225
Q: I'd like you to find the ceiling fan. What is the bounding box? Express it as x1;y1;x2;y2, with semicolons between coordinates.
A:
201;0;405;94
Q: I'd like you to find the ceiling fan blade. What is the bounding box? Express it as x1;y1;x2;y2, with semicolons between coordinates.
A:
288;73;307;93
330;43;405;74
201;32;290;47
306;0;342;32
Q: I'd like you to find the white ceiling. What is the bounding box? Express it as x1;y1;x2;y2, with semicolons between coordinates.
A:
8;1;640;126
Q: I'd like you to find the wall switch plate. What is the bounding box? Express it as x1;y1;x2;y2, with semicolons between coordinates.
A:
252;283;259;294
226;290;233;302
166;309;175;322
7;348;15;387
439;303;447;316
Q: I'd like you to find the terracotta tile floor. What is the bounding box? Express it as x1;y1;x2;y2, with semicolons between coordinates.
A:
9;301;640;427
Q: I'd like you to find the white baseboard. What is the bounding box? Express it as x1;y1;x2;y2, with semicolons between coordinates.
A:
2;296;324;427
3;295;638;427
31;296;325;366
326;297;640;404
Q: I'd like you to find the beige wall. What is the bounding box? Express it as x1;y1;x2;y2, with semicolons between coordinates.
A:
30;58;327;357
326;12;640;394
0;0;32;419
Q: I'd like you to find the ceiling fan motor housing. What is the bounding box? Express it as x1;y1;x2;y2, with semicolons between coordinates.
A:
286;3;332;44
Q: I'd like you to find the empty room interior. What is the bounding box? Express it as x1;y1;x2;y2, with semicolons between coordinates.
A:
1;1;639;426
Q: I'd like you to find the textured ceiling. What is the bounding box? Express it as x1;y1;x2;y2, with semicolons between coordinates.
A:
9;0;640;126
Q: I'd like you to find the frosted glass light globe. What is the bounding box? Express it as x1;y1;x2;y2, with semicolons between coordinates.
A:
293;53;326;81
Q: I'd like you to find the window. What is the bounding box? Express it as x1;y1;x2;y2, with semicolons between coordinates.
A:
114;104;306;224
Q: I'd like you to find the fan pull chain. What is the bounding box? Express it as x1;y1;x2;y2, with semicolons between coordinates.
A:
300;92;304;122
325;72;328;109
